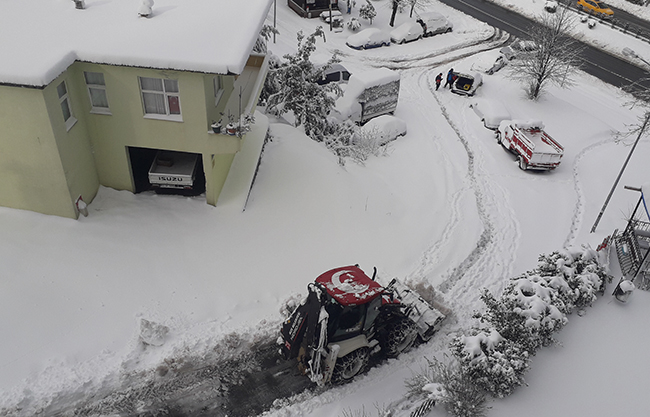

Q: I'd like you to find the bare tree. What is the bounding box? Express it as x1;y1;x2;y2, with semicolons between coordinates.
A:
406;0;433;18
508;7;583;100
389;0;406;27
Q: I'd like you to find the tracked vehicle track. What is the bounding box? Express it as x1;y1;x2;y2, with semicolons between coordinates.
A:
45;336;314;417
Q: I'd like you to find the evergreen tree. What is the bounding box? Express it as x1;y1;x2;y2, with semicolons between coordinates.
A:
262;28;341;142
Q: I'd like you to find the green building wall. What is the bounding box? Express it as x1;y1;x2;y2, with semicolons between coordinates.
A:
1;60;248;218
0;80;95;218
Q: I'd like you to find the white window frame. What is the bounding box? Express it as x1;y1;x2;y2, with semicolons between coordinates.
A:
138;76;183;122
57;81;77;131
84;71;111;115
214;75;224;106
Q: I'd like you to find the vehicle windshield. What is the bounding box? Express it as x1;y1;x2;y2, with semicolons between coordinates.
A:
326;300;367;341
596;1;610;8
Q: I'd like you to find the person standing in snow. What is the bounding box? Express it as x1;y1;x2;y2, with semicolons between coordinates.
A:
435;73;443;90
444;68;455;89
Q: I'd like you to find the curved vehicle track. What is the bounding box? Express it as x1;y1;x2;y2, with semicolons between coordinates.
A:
417;69;520;313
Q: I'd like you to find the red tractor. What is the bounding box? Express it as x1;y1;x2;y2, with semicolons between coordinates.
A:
279;265;447;385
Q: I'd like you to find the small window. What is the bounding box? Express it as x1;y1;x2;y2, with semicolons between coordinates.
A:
139;76;182;121
57;81;76;131
84;71;110;114
214;75;224;106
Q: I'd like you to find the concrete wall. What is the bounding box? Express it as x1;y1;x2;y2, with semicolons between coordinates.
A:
45;71;100;217
0;82;84;218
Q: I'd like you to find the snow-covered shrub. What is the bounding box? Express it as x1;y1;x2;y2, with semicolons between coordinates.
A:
359;0;377;25
428;357;488;417
478;275;568;353
405;357;488;417
536;247;607;310
450;329;530;398
347;17;362;31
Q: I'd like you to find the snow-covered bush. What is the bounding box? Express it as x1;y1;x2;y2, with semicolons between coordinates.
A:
359;1;377;24
476;282;566;354
347;17;362;31
450;329;530;398
412;357;488;417
400;245;608;411
477;246;606;355
536;247;607;310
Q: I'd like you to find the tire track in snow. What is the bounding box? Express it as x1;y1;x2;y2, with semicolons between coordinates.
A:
330;28;509;71
409;69;521;318
563;136;620;248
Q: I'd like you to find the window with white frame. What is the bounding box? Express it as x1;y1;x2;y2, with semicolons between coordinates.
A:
139;76;182;120
84;71;110;114
214;75;224;106
56;81;76;131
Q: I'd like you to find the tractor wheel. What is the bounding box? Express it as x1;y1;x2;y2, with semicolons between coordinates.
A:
496;130;503;145
382;318;418;358
331;348;370;384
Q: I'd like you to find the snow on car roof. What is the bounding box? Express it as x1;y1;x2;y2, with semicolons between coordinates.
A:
315;265;384;306
0;0;273;87
343;68;399;100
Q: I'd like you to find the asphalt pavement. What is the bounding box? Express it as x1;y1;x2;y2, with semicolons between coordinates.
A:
438;0;650;95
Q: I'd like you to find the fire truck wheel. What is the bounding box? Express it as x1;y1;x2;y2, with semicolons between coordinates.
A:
332;347;369;384
383;318;418;358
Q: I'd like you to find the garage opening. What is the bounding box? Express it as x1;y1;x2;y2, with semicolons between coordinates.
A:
128;147;206;196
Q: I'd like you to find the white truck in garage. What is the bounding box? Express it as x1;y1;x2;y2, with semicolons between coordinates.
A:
148;150;202;194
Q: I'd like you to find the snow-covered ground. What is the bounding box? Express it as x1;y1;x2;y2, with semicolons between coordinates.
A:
2;1;650;416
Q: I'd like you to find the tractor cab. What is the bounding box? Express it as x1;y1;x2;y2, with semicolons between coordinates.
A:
315;266;392;342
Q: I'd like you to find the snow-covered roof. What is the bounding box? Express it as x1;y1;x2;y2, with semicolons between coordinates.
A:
0;0;273;87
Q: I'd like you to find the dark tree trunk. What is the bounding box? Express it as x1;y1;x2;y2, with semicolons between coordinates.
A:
390;1;399;27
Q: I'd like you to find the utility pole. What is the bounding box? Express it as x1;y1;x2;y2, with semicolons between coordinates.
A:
591;112;650;232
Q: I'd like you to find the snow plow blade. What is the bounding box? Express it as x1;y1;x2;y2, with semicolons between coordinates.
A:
386;278;448;341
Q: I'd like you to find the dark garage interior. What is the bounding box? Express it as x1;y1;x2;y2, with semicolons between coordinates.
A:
127;147;206;196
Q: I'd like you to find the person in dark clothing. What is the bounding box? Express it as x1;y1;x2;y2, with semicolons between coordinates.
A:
435;73;443;90
444;68;455;89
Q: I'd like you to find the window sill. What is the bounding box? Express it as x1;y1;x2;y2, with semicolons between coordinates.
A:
65;117;77;132
90;108;112;116
143;114;183;123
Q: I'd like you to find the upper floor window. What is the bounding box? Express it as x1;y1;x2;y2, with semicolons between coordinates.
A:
84;71;110;114
139;76;182;121
214;75;224;106
57;81;77;131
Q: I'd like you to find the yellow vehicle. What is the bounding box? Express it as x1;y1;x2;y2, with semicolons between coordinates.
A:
577;0;614;19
